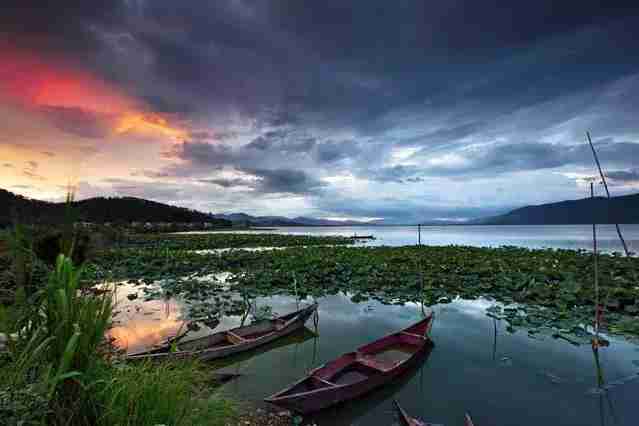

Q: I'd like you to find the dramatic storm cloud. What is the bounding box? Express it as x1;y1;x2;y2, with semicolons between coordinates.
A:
2;1;639;221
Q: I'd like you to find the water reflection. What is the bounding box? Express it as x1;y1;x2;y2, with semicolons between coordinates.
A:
108;282;639;426
108;283;188;353
591;346;622;426
306;346;434;426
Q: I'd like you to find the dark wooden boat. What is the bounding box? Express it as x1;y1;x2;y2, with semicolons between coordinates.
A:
265;314;433;414
394;400;428;426
394;400;475;426
465;414;475;426
127;302;318;361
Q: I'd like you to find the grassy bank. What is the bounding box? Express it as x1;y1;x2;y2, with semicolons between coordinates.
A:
0;250;237;425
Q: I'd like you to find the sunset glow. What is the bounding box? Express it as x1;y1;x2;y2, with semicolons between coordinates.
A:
115;113;188;141
1;43;134;113
1;43;186;141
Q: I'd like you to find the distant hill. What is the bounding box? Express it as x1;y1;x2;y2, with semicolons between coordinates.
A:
476;193;639;225
211;213;373;226
0;189;231;226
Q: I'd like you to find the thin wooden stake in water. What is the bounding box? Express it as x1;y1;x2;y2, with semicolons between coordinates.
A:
417;225;425;315
586;132;630;256
591;182;600;347
293;273;299;310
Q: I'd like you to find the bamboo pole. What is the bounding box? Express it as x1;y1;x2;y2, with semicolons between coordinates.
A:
586;132;630;256
418;224;425;315
591;182;600;348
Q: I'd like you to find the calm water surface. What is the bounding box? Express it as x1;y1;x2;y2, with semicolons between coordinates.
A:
111;282;639;426
183;224;639;253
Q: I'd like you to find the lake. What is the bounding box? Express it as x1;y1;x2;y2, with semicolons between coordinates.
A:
183;224;639;253
111;280;639;426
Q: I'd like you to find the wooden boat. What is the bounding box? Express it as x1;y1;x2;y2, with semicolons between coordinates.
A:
395;400;428;426
351;235;375;240
127;302;318;361
394;400;475;426
265;314;433;414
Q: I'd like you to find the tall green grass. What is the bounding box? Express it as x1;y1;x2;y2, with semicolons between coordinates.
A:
1;253;237;425
96;361;236;426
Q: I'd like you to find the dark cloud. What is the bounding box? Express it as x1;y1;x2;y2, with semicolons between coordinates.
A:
1;1;125;55
316;140;360;164
399;122;486;149
605;169;639;184
39;106;111;139
21;160;45;181
367;165;423;183
245;136;275;151
415;141;639;178
4;1;639;221
199;177;254;189
243;168;325;195
22;170;46;181
201;168;325;195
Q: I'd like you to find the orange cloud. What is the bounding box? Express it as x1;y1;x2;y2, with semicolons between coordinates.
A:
0;43;134;113
115;113;188;140
1;43;186;141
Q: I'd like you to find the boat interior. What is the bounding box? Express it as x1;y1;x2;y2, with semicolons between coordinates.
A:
275;331;425;397
179;317;287;351
130;305;316;357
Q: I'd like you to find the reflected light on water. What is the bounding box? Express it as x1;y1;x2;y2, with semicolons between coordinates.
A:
107;283;187;354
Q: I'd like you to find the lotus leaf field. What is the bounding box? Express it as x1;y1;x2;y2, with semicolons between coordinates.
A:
121;233;357;250
87;233;639;345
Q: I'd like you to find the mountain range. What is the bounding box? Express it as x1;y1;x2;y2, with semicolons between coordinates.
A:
2;188;638;226
0;189;230;226
475;193;639;225
210;213;374;226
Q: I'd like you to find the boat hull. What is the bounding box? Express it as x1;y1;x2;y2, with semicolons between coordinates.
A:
394;400;426;426
265;315;433;414
127;302;317;361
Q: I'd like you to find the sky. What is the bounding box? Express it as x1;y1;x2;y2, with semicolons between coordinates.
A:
2;1;639;223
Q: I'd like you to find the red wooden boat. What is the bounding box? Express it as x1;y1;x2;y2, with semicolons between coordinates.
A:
394;400;475;426
127;302;317;361
265;314;434;414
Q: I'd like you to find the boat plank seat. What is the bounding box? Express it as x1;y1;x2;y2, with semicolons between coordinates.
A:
274;319;287;330
311;377;337;388
401;332;425;340
355;352;394;372
226;331;246;344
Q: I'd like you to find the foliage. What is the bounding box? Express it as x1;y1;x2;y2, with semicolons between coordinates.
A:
0;385;49;425
33;231;92;266
5;223;37;296
122;232;356;251
40;255;112;384
88;236;639;342
95;361;236;426
2;254;236;425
